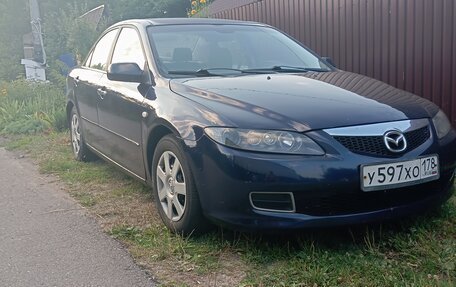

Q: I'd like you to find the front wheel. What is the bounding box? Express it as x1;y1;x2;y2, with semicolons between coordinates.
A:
152;135;211;235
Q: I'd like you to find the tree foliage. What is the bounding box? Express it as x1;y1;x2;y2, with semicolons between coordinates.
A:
0;0;29;81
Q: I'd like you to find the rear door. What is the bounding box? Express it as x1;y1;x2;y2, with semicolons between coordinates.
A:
75;29;118;148
97;26;148;179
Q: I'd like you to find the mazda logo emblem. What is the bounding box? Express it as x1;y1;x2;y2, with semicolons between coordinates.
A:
384;130;407;153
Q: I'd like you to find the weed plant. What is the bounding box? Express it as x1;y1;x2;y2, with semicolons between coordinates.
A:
0;79;66;134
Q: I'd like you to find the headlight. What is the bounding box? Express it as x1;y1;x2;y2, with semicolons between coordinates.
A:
432;110;452;139
205;128;325;155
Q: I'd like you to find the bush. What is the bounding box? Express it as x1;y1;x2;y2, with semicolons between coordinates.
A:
0;80;66;134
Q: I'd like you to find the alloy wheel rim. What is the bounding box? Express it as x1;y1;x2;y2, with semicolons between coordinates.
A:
71;114;81;156
156;151;187;221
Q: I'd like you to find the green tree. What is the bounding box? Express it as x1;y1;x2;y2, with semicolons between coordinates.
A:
42;2;103;86
0;0;29;81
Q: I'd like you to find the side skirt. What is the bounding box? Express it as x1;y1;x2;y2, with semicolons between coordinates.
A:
86;143;147;182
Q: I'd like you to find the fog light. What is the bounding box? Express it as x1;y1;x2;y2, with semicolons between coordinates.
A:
249;192;296;213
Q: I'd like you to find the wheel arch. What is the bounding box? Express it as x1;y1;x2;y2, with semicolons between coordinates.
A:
66;100;76;127
145;122;178;183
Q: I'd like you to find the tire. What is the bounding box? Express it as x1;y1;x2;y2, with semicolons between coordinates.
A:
152;135;211;235
69;107;95;162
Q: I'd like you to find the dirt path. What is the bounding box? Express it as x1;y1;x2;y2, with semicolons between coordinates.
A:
0;147;155;287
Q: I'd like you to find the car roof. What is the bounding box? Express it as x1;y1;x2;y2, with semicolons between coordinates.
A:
110;18;266;29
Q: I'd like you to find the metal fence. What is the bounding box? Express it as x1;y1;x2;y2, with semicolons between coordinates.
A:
209;0;456;126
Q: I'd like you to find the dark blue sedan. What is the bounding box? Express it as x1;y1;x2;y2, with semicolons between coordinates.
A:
66;18;456;234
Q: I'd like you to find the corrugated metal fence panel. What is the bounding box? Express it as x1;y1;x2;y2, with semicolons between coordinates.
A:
210;0;456;126
208;0;258;15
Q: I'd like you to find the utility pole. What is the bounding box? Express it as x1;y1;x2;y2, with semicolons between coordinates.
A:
21;0;46;81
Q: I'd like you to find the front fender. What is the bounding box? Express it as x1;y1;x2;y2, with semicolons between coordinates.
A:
142;85;235;142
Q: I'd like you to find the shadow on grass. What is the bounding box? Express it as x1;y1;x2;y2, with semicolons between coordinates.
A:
205;201;455;285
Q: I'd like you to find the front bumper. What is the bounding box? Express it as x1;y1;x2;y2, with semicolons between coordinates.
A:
185;128;456;230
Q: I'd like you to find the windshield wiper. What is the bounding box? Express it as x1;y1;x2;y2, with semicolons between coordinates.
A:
168;69;218;77
245;66;330;73
167;66;329;77
168;68;273;77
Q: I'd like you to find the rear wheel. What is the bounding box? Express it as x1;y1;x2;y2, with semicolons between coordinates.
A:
70;107;94;161
152;135;211;235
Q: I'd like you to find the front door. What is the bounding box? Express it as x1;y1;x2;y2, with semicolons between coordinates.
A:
97;27;148;179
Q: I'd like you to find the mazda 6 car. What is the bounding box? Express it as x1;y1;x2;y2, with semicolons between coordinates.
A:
66;18;456;235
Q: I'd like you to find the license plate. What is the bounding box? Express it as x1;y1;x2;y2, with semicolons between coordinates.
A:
361;155;439;191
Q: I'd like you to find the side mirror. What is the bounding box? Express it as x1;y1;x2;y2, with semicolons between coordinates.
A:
108;62;143;83
322;57;336;68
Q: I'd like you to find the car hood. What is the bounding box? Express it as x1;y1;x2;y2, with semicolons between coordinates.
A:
170;71;438;132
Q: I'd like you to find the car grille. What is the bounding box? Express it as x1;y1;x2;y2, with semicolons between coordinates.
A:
294;175;453;216
333;126;430;157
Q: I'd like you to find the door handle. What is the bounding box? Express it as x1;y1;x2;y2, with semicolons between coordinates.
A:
97;87;107;99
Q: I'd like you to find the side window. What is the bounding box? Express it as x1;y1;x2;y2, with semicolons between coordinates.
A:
111;27;146;68
89;29;118;71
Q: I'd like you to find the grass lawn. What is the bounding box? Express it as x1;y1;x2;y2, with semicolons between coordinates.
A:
2;132;455;287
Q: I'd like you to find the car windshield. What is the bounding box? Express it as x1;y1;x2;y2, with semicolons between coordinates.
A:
147;24;331;77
